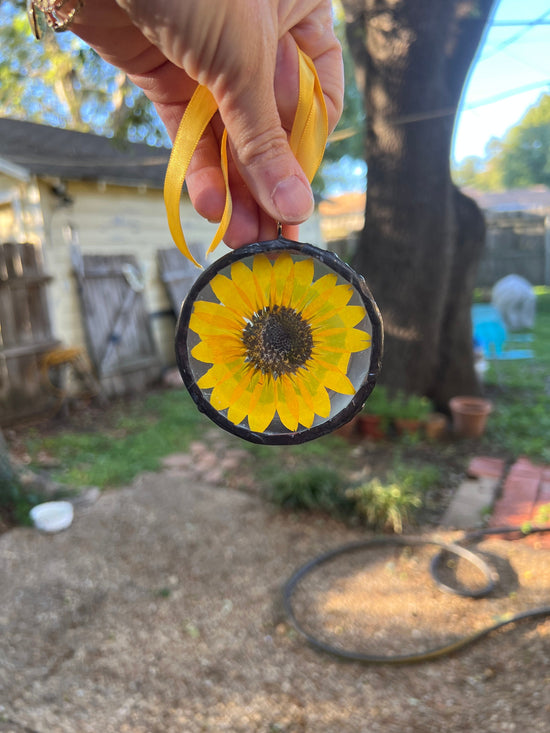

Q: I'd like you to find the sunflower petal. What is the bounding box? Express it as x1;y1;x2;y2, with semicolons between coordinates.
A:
272;253;293;304
230;261;258;311
252;254;272;307
295;374;317;413
277;379;299;431
297;399;315;429
279;377;300;426
210;273;251;317
248;377;276;432
319;308;367;330
318;364;356;395
337;352;351;374
338;305;367;328
210;376;239;411
197;360;242;389
310;273;338;296
191;337;243;363
289;258;315;310
313;384;331;418
314;327;371;353
297;365;322;396
300;282;342;321
192;299;244;322
227;386;253;425
277;403;299;431
189;310;243;336
302;283;354;323
280;261;296;308
226;365;254;404
342;328;372;352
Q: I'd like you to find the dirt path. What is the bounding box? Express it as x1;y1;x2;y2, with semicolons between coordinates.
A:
1;462;549;732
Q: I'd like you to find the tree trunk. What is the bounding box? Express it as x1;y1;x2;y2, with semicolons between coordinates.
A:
342;0;496;410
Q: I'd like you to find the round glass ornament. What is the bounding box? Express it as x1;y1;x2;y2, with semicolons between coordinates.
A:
175;238;383;445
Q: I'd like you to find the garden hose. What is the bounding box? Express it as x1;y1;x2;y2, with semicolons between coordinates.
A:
282;528;550;664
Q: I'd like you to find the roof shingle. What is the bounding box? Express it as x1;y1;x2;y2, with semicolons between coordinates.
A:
0;118;171;188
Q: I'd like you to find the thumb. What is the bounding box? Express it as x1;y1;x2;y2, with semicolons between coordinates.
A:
214;58;314;225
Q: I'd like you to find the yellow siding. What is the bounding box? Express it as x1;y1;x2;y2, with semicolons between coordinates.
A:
39;179;326;369
0;174;44;244
42;181;212;366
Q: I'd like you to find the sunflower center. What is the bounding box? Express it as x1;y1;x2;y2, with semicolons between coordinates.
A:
242;305;313;377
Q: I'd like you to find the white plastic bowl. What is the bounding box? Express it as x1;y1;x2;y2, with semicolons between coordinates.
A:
29;501;74;533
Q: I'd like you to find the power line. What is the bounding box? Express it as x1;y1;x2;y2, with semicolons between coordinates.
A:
483;7;550;59
7;75;549;164
500;46;550;80
332;79;550;137
492;20;550;26
465;79;550;110
386;80;550;127
25;77;547;163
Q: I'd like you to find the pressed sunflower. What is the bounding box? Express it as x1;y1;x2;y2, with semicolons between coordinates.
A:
179;243;380;440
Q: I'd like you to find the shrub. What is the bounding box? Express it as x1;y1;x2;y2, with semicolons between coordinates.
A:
392;391;433;421
362;385;395;417
362;386;432;421
346;463;440;533
267;465;349;514
346;479;421;533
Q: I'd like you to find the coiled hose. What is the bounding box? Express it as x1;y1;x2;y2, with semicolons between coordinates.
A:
282;527;550;664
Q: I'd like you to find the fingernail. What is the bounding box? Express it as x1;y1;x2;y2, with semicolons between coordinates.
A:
271;175;314;223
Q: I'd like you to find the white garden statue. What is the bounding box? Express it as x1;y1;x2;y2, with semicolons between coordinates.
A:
492;274;536;331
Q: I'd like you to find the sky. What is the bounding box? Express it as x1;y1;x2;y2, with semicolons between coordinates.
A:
452;0;550;162
324;0;550;194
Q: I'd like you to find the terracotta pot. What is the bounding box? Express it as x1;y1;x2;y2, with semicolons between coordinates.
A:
357;414;387;440
335;415;358;440
394;418;422;436
425;412;448;440
449;397;493;438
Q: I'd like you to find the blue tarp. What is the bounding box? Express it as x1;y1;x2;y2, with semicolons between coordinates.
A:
472;305;534;360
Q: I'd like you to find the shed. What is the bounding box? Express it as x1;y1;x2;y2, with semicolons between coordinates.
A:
0;118;325;423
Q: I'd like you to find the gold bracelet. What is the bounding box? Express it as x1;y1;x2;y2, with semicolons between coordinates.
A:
28;0;84;39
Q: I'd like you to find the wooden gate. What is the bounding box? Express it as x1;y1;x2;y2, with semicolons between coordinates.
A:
72;250;161;396
157;246;202;315
0;242;59;424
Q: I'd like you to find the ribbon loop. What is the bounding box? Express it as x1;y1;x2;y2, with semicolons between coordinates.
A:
164;49;328;267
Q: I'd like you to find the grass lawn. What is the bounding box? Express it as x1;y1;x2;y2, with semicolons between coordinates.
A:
3;290;549;530
481;288;550;462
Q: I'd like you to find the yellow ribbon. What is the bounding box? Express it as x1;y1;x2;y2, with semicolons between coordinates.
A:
164;49;328;268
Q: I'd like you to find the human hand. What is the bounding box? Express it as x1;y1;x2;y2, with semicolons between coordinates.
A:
69;0;343;246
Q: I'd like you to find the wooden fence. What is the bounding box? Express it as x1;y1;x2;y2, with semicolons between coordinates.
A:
0;242;59;424
477;212;549;287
